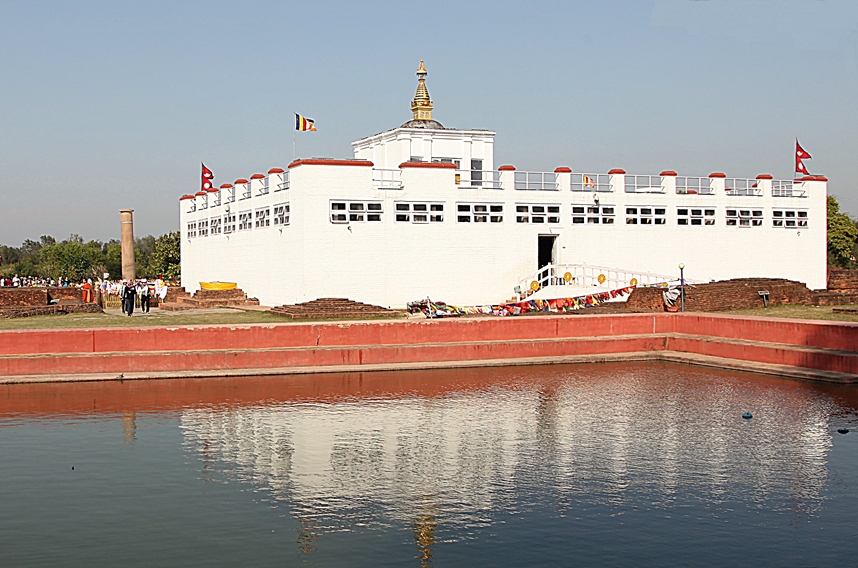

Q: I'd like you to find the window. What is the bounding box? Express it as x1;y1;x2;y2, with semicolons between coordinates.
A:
210;217;221;235
198;219;209;237
677;207;715;226
394;202;444;223
223;213;235;235
186;221;196;238
238;211;252;231
330;201;383;223
626;206;666;225
273;203;290;226
471;159;483;187
457;203;503;223
516;204;560;224
573;204;615;225
773;209;808;228
272;171;289;192
255;208;270;228
726;209;763;227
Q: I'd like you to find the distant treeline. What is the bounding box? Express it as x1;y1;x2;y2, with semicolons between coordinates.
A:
828;197;858;269
0;232;180;281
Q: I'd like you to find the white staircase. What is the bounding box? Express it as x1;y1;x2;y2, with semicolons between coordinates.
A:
513;263;691;302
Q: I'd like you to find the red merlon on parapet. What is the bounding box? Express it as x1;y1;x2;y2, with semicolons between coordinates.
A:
398;161;457;169
288;159;374;168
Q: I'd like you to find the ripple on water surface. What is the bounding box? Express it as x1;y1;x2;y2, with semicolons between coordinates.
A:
2;362;858;567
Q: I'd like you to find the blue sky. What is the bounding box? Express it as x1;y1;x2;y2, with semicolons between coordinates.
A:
1;0;856;244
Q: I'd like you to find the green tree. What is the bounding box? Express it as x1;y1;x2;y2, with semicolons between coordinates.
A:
0;245;21;266
20;239;44;264
39;239;106;281
14;260;38;277
135;235;157;276
147;231;181;279
827;196;858;268
104;241;122;279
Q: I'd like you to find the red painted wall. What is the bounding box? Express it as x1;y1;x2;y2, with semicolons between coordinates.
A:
0;313;855;379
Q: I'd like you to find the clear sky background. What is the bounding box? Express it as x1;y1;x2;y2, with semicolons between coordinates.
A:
1;0;856;245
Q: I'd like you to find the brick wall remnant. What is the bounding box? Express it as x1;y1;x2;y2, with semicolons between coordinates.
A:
625;278;813;312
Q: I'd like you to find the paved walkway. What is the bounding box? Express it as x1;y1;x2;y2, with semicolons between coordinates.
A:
102;306;257;318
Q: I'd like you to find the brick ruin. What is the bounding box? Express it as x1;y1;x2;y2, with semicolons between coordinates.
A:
813;269;858;306
269;298;400;320
159;287;260;311
0;287;102;319
606;270;858;313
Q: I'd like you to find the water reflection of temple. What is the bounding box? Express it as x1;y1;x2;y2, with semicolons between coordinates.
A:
179;366;839;560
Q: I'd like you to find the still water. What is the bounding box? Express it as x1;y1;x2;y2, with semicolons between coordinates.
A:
2;362;857;567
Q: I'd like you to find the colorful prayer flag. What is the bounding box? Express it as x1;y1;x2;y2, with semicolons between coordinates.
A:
295;113;317;131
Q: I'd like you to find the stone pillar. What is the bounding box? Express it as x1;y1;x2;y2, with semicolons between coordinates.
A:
119;209;136;281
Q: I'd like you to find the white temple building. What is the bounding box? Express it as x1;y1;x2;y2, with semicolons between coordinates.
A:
180;62;828;308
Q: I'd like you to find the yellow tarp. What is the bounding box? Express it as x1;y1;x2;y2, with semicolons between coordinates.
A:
200;282;237;291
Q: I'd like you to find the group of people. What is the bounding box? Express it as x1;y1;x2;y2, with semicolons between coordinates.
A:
0;275;74;288
0;274;174;313
117;279;169;316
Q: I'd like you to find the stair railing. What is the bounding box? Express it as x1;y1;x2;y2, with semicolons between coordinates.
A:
514;263;694;301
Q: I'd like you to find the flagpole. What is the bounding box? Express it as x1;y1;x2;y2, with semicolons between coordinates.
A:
293;128;296;162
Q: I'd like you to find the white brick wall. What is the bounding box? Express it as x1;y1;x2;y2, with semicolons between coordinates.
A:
181;164;827;308
352;126;495;170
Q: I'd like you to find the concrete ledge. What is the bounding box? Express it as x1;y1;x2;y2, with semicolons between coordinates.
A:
3;350;855;385
0;351;664;384
1;313;856;384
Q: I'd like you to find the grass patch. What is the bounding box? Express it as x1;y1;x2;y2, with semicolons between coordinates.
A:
0;308;407;330
718;304;858;323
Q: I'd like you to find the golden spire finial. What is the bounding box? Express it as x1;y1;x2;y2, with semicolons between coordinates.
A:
411;60;433;121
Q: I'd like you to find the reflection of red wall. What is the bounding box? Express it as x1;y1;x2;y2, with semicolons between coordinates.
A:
7;361;855;418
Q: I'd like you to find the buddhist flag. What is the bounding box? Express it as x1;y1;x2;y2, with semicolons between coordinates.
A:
201;163;214;191
583;175;596;188
795;139;811;176
295;113;317;131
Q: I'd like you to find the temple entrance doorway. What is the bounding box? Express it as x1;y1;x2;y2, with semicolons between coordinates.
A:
538;235;557;269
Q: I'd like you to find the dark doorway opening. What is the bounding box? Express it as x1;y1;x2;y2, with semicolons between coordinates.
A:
538;235;557;269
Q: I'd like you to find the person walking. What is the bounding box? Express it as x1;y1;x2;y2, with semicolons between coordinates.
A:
139;279;150;314
122;280;137;316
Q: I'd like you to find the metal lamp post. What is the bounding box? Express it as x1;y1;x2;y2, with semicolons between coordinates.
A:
678;263;685;313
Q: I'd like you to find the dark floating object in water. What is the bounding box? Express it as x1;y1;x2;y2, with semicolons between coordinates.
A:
837;427;850;434
71;466;74;470
742;412;753;420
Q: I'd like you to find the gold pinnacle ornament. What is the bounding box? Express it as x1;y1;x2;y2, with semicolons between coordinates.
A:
411;60;434;121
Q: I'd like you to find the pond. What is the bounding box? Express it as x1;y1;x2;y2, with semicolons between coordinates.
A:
2;362;857;567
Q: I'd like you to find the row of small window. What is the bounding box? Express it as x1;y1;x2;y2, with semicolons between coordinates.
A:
331;201;383;223
187;204;290;237
572;205;615;224
331;202;558;224
623;207;807;228
395;202;445;223
323;201;809;229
